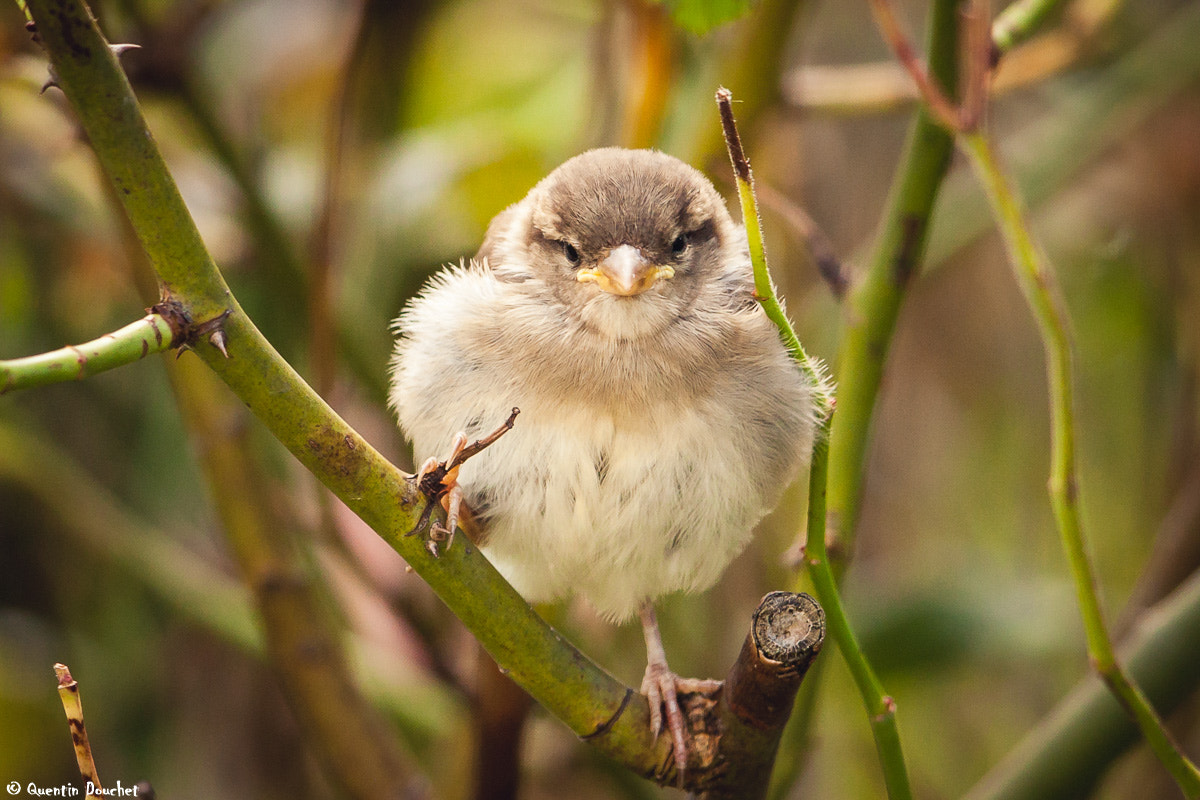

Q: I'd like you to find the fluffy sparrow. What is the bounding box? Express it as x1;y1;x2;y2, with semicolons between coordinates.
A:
390;147;817;777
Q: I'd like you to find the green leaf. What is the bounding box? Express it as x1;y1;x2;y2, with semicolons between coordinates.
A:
660;0;756;35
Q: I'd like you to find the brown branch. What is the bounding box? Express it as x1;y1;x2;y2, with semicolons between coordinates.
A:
960;0;993;131
473;646;534;800
696;592;826;799
755;182;850;299
620;0;676;148
869;0;997;134
868;0;964;131
54;663;103;797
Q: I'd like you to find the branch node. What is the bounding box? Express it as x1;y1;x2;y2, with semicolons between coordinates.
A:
148;299;189;344
151;301;233;358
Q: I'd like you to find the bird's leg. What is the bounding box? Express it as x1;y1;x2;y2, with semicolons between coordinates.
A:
639;603;678;743
406;408;520;556
638;603;720;784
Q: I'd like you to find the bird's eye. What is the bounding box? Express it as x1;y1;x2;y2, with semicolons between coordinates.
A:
671;234;688;255
562;242;580;265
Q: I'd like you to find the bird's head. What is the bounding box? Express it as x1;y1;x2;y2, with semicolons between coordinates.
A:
510;148;743;340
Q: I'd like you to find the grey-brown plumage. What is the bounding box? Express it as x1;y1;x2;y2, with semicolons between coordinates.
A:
390;148;818;777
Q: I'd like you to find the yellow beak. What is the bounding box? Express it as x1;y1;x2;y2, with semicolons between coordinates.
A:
576;245;674;296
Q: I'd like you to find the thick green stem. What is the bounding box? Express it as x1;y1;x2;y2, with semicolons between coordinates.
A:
826;0;962;556
961;130;1200;799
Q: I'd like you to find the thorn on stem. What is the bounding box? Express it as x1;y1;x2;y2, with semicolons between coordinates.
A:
208;329;230;359
32;34;138;95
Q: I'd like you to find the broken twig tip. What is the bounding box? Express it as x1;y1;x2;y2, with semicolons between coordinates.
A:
54;662;74;687
716;89;751;183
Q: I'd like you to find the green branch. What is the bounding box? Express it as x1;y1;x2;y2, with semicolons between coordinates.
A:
1;311;177;394
865;0;1200;790
928;1;1200;269
960;130;1200;799
991;0;1070;55
717;88;912;800
966;567;1200;800
801;427;912;800
760;2;959;794
22;0;670;777
826;0;962;556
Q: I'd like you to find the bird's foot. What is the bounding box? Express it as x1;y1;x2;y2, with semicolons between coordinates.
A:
638;604;721;786
641;664;722;784
411;446;466;556
406;408;520;556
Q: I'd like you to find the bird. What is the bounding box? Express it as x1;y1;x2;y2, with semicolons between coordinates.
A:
389;147;818;780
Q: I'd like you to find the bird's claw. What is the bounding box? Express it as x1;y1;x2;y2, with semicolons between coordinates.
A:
641;668;723;786
638;602;722;786
641;660;674;741
644;665;717;785
406;450;463;557
405;408;520;556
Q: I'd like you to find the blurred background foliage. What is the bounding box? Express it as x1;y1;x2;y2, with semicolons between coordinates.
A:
2;0;1200;797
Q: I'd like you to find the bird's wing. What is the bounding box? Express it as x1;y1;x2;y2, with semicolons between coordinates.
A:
475;202;521;269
